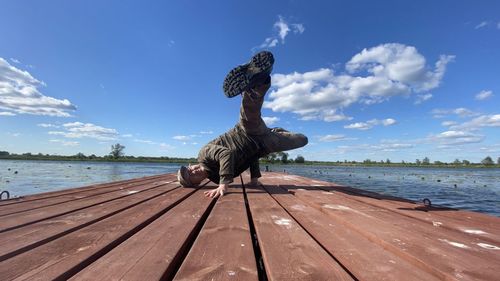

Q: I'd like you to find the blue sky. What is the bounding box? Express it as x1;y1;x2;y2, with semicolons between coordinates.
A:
1;0;499;162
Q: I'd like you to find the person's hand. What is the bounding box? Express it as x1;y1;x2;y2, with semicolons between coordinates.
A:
247;177;260;187
204;183;228;198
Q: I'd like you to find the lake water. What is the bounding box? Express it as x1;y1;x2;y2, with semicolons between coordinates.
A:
1;160;499;216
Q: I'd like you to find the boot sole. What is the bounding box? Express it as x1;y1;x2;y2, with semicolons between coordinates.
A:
223;51;274;98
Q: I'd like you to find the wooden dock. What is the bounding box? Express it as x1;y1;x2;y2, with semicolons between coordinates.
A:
0;172;498;280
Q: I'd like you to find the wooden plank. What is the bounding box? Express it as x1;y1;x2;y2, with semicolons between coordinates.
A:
69;186;216;281
0;186;198;281
0;175;172;216
0;174;166;207
258;179;441;281
0;182;179;261
245;183;354;280
174;186;258;281
0;178;175;232
285;181;500;280
278;173;500;244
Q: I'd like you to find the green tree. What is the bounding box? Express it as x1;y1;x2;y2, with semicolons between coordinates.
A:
415;159;421;165
462;159;470;165
110;143;125;159
279;152;289;164
422;157;430;165
497;157;500;165
453;159;461;165
0;151;9;156
481;156;494;166
386;159;391;164
294;155;305;163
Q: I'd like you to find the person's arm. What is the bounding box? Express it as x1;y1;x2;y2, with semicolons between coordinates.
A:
199;144;236;197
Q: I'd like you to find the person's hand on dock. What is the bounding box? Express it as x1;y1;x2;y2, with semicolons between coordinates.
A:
204;183;228;198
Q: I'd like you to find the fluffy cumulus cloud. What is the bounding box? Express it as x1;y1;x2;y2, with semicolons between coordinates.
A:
475;90;493;101
262;116;280;126
258;16;305;49
0;57;76;117
265;43;454;122
344;118;397;130
48;122;118;141
451;114;500;130
432;130;484;145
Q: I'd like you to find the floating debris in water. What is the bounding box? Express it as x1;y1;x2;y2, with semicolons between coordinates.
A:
14;171;18;174
437;179;441;182
87;167;91;169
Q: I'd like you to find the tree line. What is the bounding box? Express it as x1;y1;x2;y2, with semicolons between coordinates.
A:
1;144;498;167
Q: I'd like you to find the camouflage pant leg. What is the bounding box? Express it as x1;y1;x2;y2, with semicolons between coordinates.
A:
256;128;308;153
238;89;269;135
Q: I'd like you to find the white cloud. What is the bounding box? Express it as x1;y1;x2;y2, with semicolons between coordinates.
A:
121;134;133;138
475;21;488;29
199;131;213;135
0;57;76;117
37;123;59;128
475;90;493;101
319;134;355;142
49;139;79;147
173;135;191;141
415;93;433;104
441;121;457;127
0;111;16;116
265;44;453;121
7;132;21;137
133;139;154;144
9;58;20;64
344;118;396;130
48;122;119;141
432;130;484;145
257;16;305;49
451;114;500;130
262;116;280;126
431;107;478;118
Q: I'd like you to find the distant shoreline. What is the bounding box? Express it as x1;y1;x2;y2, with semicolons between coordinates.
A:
1;156;499;169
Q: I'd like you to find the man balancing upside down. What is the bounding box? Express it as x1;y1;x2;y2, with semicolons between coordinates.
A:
177;51;308;198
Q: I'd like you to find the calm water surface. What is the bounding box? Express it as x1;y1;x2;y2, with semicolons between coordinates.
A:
1;160;499;216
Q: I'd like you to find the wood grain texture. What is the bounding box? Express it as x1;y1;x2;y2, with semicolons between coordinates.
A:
245;183;354;281
69;187;215;281
174;186;258;281
0;187;196;281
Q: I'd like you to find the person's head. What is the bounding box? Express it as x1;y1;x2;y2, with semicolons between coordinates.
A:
177;164;207;187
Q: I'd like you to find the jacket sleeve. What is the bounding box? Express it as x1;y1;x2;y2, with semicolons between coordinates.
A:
249;157;261;179
198;144;235;184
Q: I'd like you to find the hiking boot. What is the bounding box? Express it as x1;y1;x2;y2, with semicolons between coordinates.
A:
223;51;274;98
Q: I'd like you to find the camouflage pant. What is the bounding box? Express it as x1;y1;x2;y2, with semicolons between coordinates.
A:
238;88;308;154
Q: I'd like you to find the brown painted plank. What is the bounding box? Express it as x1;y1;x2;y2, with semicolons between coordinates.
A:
0;174;166;207
258;181;442;281
0;175;173;216
284;180;500;280
0;181;179;261
245;183;354;281
69;186;216;281
0;186;198;281
276;173;500;245
0;178;176;232
174;186;258;281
